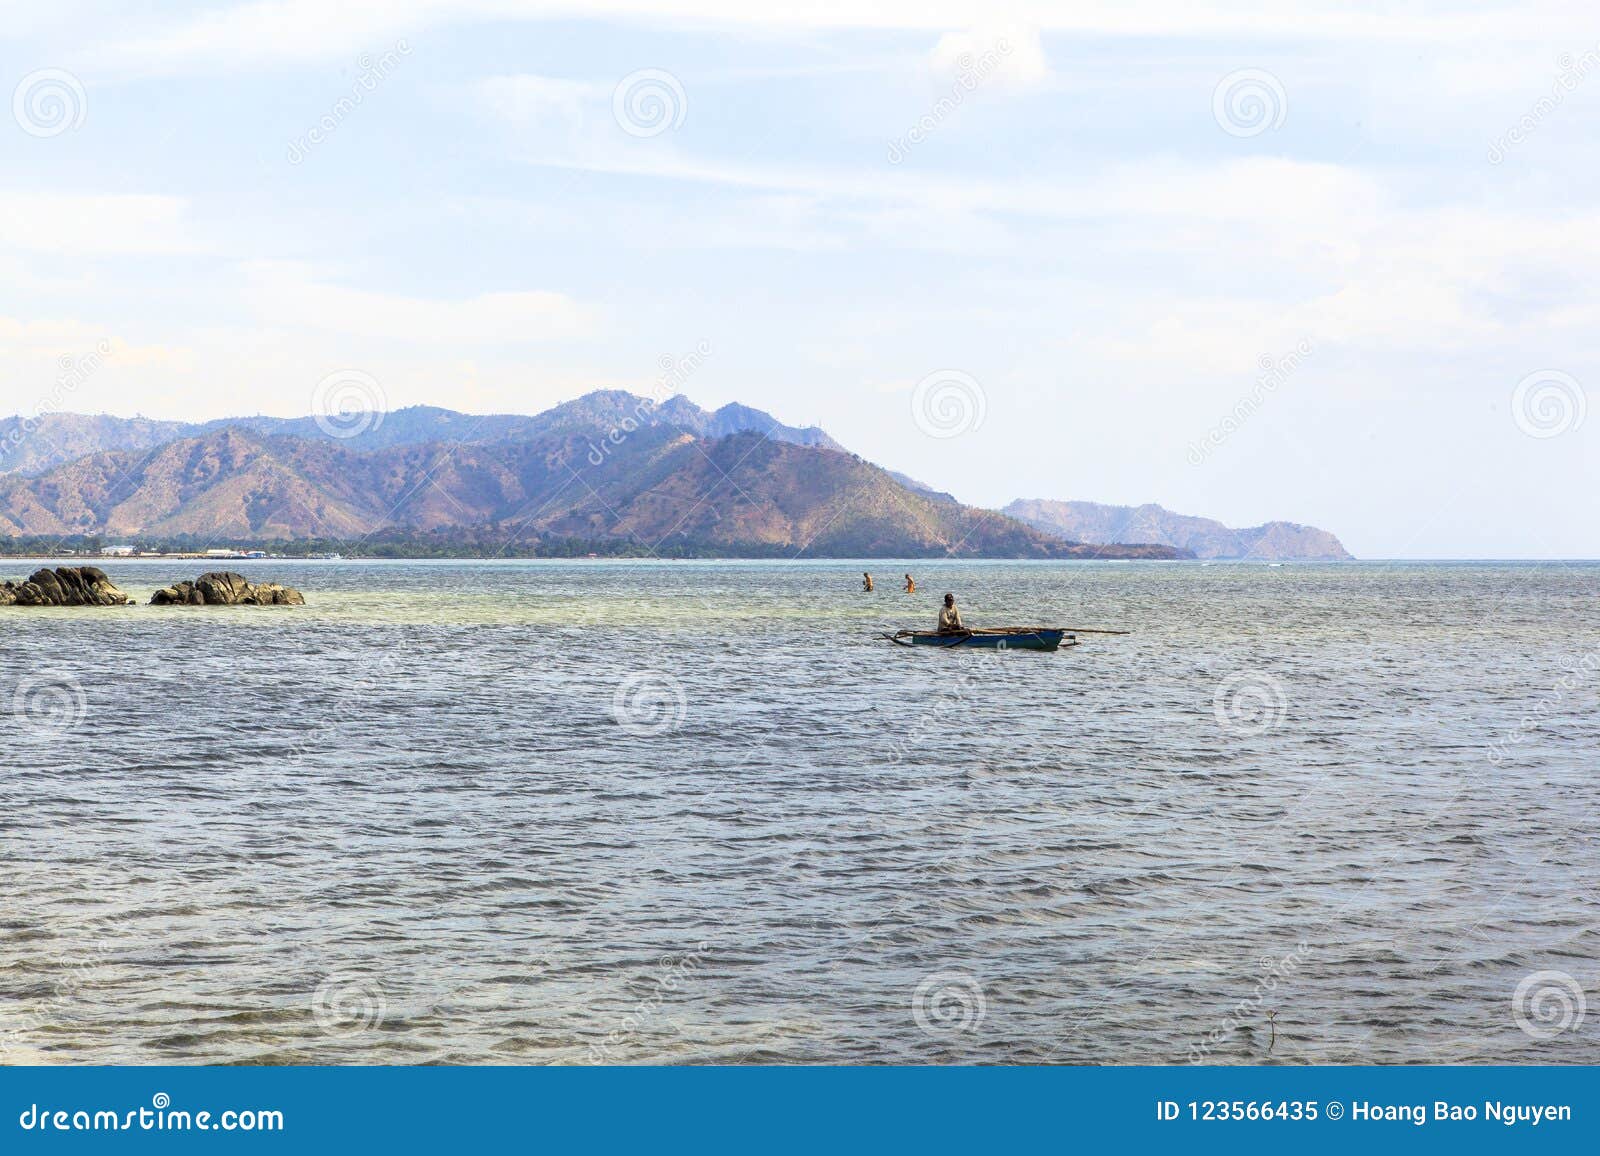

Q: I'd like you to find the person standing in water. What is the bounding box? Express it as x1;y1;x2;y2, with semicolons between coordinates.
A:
862;572;875;592
937;593;965;633
903;574;916;593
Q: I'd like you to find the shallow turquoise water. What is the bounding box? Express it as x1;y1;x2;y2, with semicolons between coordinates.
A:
1;559;1596;1064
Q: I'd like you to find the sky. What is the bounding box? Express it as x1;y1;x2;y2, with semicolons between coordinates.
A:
1;1;1597;558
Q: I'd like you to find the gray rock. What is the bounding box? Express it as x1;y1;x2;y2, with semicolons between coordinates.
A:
0;566;131;607
150;571;305;606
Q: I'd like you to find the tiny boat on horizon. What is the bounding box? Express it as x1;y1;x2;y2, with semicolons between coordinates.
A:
881;627;1075;652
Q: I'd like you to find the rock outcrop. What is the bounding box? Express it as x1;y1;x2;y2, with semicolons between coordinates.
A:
0;566;131;606
150;571;305;606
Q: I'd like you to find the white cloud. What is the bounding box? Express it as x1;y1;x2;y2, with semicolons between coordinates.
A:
0;319;196;418
74;0;1585;79
930;24;1050;89
101;338;198;371
79;0;434;77
477;74;597;129
238;263;599;342
0;193;207;257
485;136;1600;364
0;316;108;344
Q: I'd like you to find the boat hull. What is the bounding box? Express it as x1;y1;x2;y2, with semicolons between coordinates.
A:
890;629;1073;652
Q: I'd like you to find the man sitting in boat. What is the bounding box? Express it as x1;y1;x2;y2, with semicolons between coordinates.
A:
862;572;874;592
937;593;966;634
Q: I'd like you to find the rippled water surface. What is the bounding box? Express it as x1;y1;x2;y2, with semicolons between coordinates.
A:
2;559;1597;1065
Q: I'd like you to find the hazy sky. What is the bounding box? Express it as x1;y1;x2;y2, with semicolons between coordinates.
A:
2;1;1597;557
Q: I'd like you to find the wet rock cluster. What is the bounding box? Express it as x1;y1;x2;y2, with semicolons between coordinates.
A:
1;567;304;608
0;567;131;607
150;571;306;606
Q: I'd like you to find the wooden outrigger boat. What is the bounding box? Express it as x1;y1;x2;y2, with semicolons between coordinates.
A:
881;627;1076;652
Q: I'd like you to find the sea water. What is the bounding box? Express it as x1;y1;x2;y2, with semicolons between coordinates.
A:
1;559;1596;1064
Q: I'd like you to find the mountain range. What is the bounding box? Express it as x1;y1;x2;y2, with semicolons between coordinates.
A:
0;393;1347;559
0;394;1180;558
0;394;842;477
1004;499;1352;560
